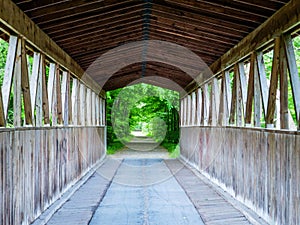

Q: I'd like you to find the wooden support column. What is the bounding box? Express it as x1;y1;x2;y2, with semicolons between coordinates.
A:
218;71;231;126
2;35;17;123
91;92;96;126
79;83;86;126
201;84;209;126
254;58;262;127
86;88;92;126
245;53;255;126
279;36;289;129
257;52;269;118
180;99;184;126
237;62;247;117
191;92;196;125
284;34;300;130
13;37;22;127
266;38;280;127
229;70;237;125
209;78;220;126
71;78;79;125
30;52;40;122
196;88;202;126
99;97;103;126
95;95;100;126
235;64;243;126
61;71;70;126
102;98;105;125
21;38;32;125
41;56;49;125
48;63;55;118
187;94;191;126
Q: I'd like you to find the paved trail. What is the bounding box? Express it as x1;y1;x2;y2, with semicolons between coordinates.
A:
90;159;204;225
34;135;264;225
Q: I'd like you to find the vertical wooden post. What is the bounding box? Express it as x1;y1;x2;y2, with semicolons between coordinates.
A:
257;51;269;118
245;53;255;126
2;35;17;123
196;88;202;126
79;83;86;126
187;94;191;126
99;97;103;126
13;37;22;127
21;38;32;125
61;71;70;126
202;84;209;126
30;52;40;124
235;64;243;126
95;95;100;126
219;71;231;126
41;58;49;125
210;78;220;126
229;70;237;125
237;62;247;116
91;92;96;126
86;88;92;126
35;54;44;126
254;57;262;127
266;38;280;127
191;92;196;125
183;97;187;126
180;98;184;126
279;36;289;129
102;98;105;125
48;63;55;118
284;34;300;130
71;78;79;125
56;66;63;125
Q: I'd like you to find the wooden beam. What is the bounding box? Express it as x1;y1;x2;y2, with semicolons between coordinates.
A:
245;53;256;125
21;38;33;125
279;35;289;129
256;51;269;118
13;37;22;127
201;84;209;126
0;0;103;95
209;0;300;75
2;35;17;121
229;71;237;125
266;38;280;126
284;34;300;128
196;88;202;126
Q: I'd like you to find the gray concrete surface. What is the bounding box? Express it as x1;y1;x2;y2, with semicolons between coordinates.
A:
89;159;205;225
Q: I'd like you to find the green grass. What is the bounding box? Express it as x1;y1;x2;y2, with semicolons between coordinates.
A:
161;142;180;158
107;140;125;155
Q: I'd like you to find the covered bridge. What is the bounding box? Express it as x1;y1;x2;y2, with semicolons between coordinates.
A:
0;0;300;224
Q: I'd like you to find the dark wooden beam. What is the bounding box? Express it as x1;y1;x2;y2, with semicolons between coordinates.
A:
185;0;300;93
0;0;104;96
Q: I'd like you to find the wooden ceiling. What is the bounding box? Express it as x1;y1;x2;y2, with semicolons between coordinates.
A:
12;0;290;91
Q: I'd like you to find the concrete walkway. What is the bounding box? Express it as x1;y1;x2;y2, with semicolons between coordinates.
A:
32;136;267;225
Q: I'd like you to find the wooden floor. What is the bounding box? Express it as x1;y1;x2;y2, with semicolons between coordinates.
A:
31;154;267;225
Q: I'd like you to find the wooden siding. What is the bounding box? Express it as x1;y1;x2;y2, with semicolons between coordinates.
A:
180;127;300;225
0;126;106;225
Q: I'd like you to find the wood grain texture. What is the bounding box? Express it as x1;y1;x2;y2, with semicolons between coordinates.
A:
181;126;300;225
0;126;106;225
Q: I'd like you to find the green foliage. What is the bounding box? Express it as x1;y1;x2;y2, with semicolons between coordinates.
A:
106;83;180;152
107;140;124;155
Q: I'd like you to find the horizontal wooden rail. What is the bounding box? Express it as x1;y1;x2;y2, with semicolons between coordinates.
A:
0;126;106;225
180;126;300;225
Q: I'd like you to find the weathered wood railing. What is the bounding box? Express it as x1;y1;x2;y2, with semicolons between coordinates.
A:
0;6;107;224
180;2;300;224
180;127;299;225
0;126;106;225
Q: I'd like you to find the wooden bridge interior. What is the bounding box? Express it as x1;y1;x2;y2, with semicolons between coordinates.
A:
0;0;300;224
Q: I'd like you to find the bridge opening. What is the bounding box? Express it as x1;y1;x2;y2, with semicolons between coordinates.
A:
106;83;180;157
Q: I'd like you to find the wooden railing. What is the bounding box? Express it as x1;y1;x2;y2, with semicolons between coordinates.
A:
0;16;107;225
180;2;300;224
0;126;106;225
180;127;299;225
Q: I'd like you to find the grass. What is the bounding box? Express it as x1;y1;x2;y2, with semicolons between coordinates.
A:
107;140;125;155
161;142;180;158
